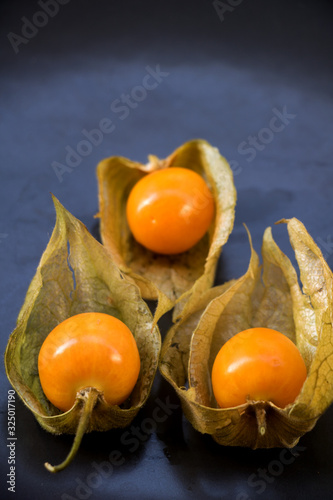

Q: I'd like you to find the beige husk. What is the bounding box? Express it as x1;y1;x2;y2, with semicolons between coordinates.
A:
96;139;237;321
159;220;333;448
5;196;161;470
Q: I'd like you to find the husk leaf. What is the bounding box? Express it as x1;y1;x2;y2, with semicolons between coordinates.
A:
96;139;236;321
5;196;161;468
159;220;333;448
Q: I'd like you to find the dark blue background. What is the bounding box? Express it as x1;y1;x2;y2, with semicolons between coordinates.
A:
1;1;333;499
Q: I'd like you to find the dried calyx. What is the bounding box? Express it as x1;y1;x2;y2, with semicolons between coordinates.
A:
96;139;237;321
5;196;161;472
160;220;333;448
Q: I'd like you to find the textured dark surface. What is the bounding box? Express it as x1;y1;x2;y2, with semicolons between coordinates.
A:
1;1;333;499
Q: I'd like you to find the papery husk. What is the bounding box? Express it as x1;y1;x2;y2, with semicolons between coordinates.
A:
5;196;160;444
159;221;333;449
96;139;236;321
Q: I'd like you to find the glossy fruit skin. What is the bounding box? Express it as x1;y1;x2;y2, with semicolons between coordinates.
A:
126;167;215;255
211;328;307;409
38;312;140;412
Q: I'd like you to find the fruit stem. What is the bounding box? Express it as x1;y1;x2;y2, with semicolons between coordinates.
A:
44;388;99;473
254;405;267;437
